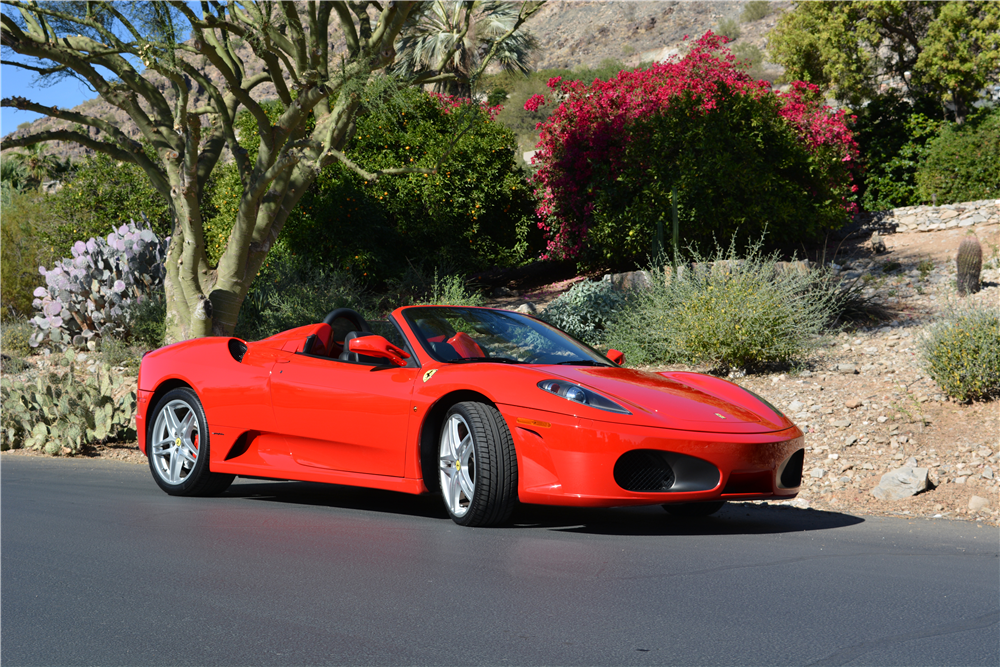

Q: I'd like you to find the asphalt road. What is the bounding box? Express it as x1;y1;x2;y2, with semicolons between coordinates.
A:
2;456;997;667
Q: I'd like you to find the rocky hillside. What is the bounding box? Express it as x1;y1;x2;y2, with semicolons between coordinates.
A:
3;1;789;163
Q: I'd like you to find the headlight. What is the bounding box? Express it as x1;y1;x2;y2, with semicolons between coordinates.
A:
537;380;631;415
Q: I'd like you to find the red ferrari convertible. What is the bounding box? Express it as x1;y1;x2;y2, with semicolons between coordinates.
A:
137;306;804;526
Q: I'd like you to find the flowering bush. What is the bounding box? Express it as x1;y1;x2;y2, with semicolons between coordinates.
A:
529;32;860;264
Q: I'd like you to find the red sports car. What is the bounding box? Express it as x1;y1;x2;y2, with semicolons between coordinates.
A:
137;306;804;526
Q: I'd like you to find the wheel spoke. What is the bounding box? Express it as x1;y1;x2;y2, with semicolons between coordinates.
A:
178;442;197;464
179;411;197;439
457;434;473;464
163;406;182;437
168;445;186;483
450;471;464;511
458;468;475;500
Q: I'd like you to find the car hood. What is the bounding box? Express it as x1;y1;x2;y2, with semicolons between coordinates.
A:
538;366;794;434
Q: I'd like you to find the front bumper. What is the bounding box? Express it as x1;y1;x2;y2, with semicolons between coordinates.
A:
502;406;804;507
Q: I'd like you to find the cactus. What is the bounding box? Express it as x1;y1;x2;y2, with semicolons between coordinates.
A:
29;221;168;350
0;349;136;454
957;235;982;296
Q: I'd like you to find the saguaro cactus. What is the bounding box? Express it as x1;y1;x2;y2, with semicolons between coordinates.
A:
956;236;982;296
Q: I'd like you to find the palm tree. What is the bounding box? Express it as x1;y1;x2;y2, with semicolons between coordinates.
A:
393;1;538;97
7;143;68;190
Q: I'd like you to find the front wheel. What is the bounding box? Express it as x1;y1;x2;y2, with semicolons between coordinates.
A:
147;387;234;497
438;402;517;527
663;501;726;518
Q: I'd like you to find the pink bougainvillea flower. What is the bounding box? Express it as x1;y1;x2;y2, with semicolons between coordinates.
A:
527;31;860;259
524;94;546;112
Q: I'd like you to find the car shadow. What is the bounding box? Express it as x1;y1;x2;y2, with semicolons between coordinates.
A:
225;479;451;520
224;479;863;535
512;502;865;536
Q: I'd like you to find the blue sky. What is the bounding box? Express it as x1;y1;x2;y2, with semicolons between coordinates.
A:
1;64;104;137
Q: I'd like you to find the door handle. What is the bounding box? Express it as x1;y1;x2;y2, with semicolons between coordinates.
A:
275;358;291;364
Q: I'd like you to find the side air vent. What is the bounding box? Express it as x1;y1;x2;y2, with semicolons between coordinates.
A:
228;338;248;363
614;450;675;492
777;448;805;489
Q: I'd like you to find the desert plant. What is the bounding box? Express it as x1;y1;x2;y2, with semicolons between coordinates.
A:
30;222;168;350
1;348;137;454
607;244;837;372
0;317;33;374
957;236;983;296
716;17;741;41
741;1;772;22
922;306;1000;402
542;279;628;346
413;269;485;307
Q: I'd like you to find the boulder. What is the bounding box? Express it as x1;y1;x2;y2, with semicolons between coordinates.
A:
871;466;931;501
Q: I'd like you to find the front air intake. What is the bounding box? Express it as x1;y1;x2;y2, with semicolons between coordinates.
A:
614;450;675;492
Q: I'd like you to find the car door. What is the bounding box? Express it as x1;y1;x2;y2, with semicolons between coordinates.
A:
269;352;418;476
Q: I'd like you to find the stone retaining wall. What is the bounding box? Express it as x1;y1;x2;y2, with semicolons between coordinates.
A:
858;199;999;234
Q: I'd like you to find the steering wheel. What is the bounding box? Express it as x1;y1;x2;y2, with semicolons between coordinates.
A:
322;308;371;354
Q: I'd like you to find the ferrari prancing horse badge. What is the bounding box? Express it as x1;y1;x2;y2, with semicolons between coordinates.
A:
422;369;438;383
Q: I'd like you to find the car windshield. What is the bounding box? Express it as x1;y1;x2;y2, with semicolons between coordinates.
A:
401;307;614;366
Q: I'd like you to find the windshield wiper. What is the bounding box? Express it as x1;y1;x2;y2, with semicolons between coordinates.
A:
554;359;608;366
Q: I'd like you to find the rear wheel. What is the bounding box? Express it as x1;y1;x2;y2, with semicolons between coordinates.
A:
438;402;517;527
663;501;726;518
147;387;234;497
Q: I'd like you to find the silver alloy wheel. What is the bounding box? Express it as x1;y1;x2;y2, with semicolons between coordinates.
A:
439;413;476;518
150;399;200;485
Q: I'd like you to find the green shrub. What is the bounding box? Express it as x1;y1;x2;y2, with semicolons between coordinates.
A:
411;269;485;307
732;43;766;79
235;252;371;342
922;306;1000;402
542;279;627;346
1;318;33;357
916;109;1000;204
606;244;837;372
127;290;167;350
0;318;33;374
0;191;60;318
585;88;853;265
741;1;772;22
716;17;741;41
1;348;136;454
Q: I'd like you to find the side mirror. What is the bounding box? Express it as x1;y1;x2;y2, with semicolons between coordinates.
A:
606;349;625;366
349;335;411;367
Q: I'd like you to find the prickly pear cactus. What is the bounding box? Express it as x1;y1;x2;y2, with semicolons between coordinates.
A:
0;349;137;455
956;235;982;297
30;221;168;350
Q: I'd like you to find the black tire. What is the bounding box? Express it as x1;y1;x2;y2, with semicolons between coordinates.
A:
663;501;727;518
438;401;518;527
147;387;234;497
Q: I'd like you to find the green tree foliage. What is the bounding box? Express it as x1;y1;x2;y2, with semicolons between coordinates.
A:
850;93;944;210
48;152;177;255
916;108;1000;204
204;88;540;284
770;1;1000;123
